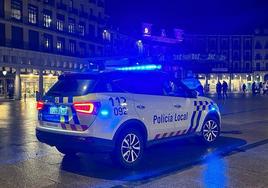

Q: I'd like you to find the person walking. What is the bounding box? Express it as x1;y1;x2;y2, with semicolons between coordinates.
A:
242;83;247;94
222;81;228;99
263;81;268;95
252;82;256;96
216;81;222;99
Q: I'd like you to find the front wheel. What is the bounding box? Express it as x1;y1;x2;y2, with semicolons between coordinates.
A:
112;128;144;169
201;118;220;144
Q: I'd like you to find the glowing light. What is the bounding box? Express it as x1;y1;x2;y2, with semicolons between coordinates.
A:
116;64;162;71
73;102;94;114
100;109;109;116
48;73;53;77
144;27;149;34
2;70;7;76
246;74;249;77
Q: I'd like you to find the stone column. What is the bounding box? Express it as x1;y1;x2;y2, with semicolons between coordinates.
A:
39;70;44;97
14;68;21;100
229;73;232;92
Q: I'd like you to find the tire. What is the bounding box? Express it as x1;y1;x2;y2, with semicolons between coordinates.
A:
112;128;144;169
201;117;220;144
56;146;77;155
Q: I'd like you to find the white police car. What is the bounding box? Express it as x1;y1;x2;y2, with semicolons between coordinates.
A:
36;69;221;168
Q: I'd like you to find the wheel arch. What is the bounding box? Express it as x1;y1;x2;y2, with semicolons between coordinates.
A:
204;111;221;127
113;119;148;144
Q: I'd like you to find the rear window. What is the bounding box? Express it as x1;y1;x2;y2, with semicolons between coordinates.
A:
46;78;98;96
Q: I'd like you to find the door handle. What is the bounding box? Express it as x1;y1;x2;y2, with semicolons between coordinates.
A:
174;104;182;109
136;105;145;109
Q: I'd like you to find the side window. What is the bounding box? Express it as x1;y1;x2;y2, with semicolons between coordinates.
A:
164;80;188;97
112;77;165;96
94;80;123;93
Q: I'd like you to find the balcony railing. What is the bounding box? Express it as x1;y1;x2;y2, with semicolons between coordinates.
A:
0;39;93;58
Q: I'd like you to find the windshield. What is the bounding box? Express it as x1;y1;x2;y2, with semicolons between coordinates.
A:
46;78;98;96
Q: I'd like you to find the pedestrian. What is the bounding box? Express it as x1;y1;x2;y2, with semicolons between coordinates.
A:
242;83;246;94
252;82;256;96
263;81;268;95
216;81;222;99
35;91;39;101
222;81;228;99
23;93;27;101
259;82;263;94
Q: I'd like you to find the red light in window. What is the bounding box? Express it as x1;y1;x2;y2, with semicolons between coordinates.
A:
73;102;95;114
37;101;44;110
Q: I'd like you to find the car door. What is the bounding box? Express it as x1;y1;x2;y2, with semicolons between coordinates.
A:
133;94;177;140
112;73;176;141
168;81;197;135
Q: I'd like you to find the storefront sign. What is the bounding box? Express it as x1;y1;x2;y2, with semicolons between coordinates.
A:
173;54;226;61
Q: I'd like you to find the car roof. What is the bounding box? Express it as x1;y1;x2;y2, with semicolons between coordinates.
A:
59;70;170;81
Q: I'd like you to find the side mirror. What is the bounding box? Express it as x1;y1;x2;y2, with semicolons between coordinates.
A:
191;90;199;98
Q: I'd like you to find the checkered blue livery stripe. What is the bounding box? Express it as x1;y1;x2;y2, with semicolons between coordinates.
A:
187;100;214;133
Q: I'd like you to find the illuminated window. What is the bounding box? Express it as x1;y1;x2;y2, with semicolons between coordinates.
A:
56;20;64;31
56;38;65;52
56;14;64;31
43;34;53;51
28;5;37;24
78;22;85;36
69;40;75;54
102;30;111;41
68;18;75;33
43;10;52;28
11;0;22;20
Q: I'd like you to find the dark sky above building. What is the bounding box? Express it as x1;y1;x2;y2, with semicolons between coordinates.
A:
106;0;268;35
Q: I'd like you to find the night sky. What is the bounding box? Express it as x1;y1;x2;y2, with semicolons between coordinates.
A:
106;0;268;35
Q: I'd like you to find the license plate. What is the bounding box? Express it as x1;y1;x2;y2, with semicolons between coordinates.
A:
49;106;68;115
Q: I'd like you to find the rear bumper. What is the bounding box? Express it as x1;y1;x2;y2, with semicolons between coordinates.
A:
36;129;115;153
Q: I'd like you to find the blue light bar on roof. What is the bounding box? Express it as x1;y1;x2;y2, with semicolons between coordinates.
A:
115;64;162;71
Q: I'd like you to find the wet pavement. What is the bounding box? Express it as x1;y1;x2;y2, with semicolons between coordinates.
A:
0;95;268;188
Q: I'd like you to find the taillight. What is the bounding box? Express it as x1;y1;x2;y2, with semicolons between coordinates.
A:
37;101;44;110
73;102;99;114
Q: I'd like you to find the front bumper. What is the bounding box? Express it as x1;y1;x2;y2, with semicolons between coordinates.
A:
36;129;115;153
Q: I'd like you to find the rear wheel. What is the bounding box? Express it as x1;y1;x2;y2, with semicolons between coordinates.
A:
56;146;77;155
201;118;220;144
112;128;144;169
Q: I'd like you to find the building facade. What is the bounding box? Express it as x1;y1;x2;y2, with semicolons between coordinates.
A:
0;0;107;99
137;24;268;93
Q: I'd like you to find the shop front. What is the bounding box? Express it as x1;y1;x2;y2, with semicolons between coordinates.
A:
198;73;265;93
21;74;57;98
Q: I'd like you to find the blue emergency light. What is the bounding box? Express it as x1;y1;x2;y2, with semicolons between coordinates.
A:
115;64;162;71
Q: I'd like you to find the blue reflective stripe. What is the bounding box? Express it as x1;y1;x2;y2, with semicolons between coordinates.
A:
193;111;202;132
64;115;69;124
188;110;196;133
71;107;80;124
59;97;63;103
68;96;73;103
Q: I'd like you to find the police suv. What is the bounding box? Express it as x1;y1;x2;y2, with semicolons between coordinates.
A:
36;70;221;168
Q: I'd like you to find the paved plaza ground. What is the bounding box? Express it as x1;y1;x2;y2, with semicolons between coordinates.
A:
0;94;267;188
